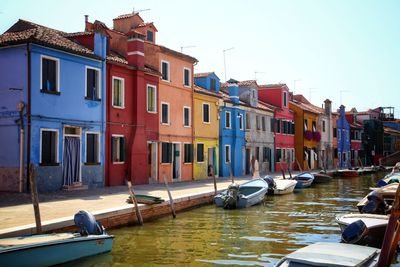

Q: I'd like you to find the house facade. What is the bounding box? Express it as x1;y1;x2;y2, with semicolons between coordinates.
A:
258;84;295;172
318;99;334;169
345;110;364;166
193;72;221;179
336;105;351;168
0;20;107;192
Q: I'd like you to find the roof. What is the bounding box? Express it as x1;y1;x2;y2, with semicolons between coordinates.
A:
194;72;215;78
148;42;197;63
349;122;363;129
194;85;222;98
0;19;100;59
221;80;258;88
384;127;400;136
113;13;141;21
63;31;93;37
258;83;287;89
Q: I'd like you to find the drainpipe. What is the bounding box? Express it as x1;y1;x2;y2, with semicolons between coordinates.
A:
105;63;111;186
26;43;31;192
191;63;196;180
17;102;25;192
272;108;276;173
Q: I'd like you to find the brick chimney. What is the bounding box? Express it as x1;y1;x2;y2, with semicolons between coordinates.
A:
324;99;332;115
126;31;145;68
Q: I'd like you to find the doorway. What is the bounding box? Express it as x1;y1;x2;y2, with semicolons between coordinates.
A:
245;148;251;175
62;126;81;186
172;143;180;180
208;147;216;176
147;142;157;183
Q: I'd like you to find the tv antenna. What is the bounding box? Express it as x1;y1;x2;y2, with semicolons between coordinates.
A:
132;8;150;15
181;45;196;53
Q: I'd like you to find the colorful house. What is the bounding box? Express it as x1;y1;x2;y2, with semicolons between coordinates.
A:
336;105;351;168
193;72;221;179
345;110;364;166
219;83;246;177
258;84;295;172
0;20;107;192
289;95;322;170
318;99;334;169
77;15;161;186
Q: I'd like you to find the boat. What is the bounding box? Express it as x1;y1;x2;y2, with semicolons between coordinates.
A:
376;173;400;187
127;194;165;204
292;172;314;188
0;211;113;267
264;176;297;195
214;178;269;209
335;213;389;248
357;183;398;213
337;169;359;177
274;242;380;267
312;172;332;183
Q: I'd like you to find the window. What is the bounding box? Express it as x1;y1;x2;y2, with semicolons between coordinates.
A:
262;117;266;131
210;78;216;91
112;135;125;163
41;56;59;93
338;129;341;140
304;119;308;131
40;129;58;164
86;67;100;100
255;147;260;161
161;142;172;163
183;68;191;87
86;133;99;164
277;148;282;162
282;121;287;134
238;113;243;130
263;147;270;162
203;103;210;123
147;30;154;42
312;121;317;132
112;77;124;108
292;122;295;134
225;111;231;128
197;144;204;162
183;106;190;127
256;115;260;130
161;61;169;81
270;118;275;132
225;145;231;163
161;102;169;124
283;92;288;107
246;113;251;129
333;127;337;138
276;119;281;133
184;143;193;163
147;85;157;112
322;120;326;132
355;131;359;140
346;130;349;141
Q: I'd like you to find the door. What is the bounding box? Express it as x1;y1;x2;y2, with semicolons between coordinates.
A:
148;142;158;183
245;148;251;175
207;147;215;176
172;143;180;179
62;136;81;186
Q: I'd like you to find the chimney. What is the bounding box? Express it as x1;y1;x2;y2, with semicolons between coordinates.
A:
228;83;239;105
85;15;89;23
127;32;145;68
324;99;332;115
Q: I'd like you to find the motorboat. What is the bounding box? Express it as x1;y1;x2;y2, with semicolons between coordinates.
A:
357;183;398;213
292;172;314;188
275;242;380;267
264;176;297;195
214;178;269;209
312;172;332;183
0;211;113;267
335;213;389;248
337;169;359;178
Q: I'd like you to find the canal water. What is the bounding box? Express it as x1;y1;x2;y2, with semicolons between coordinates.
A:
71;173;400;266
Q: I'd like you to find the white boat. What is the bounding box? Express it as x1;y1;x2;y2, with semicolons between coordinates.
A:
335;213;388;248
292;172;314;188
214;178;269;209
357;183;398;213
264;176;297;195
275;242;380;267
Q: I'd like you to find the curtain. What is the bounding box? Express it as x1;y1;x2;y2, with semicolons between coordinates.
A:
63;137;81;186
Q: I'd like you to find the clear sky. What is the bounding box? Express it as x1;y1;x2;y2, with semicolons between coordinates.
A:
1;0;399;116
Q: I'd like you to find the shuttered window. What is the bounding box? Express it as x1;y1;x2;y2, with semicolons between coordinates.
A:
41;130;58;164
203;104;210;123
86;68;100;100
112;136;125;163
147;85;156;112
161;142;172;163
41;57;58;92
161;103;169;124
86;133;99;164
184;68;190;87
184;144;193;163
197;144;204;162
112;78;124;107
184;107;190;127
161;61;169;81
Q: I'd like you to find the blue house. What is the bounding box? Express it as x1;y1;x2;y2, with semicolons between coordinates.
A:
336;105;351;168
219;83;246;177
0;20;107;192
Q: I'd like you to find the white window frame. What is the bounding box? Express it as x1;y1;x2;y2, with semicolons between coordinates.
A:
112;76;125;109
225;111;231;129
111;134;125;164
238;113;243;130
39;128;59;164
283;92;288;107
161;60;170;82
225;145;231;164
183;106;191;127
85;131;100;164
202;103;210;124
40;55;60;92
196;143;205;163
183;67;191;87
183;142;193;164
161;102;170;125
146;84;157;113
85;66;101;99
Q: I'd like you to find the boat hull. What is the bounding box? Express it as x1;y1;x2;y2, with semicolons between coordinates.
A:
0;234;113;267
293;172;314;189
273;180;297;195
312;173;332;183
337;170;359;177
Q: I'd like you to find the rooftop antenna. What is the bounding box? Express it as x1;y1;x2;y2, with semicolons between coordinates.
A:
132;8;150;15
293;79;301;95
181;45;196;53
254;71;265;80
308;87;317;102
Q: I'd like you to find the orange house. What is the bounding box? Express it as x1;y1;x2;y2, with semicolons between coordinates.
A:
144;43;197;182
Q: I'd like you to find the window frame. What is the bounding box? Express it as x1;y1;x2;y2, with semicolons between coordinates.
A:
262;117;266;131
225;145;231;164
283;92;288;107
161;60;170;82
183;67;191;87
238;113;243;130
202;103;210;124
196;143;205;163
85;66;101;100
183;106;191;127
112;76;125;109
246;113;251;129
147;30;154;42
85;132;100;165
161;102;170;125
183;143;193;163
111;134;125;164
161;142;173;164
225;111;231;129
40;128;59;165
146;84;157;113
40;55;60;94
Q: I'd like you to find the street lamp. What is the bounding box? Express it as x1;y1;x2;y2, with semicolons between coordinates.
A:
223;47;234;82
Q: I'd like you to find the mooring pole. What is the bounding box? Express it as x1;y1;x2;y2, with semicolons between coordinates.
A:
29;164;42;234
211;165;217;195
127;181;143;225
163;173;176;218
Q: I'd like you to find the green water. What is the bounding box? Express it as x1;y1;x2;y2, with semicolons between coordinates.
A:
70;173;400;266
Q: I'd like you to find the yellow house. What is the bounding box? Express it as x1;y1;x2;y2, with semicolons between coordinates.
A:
193;72;221;179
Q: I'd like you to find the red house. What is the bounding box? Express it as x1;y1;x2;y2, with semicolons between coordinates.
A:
72;16;161;186
346;112;364;167
258;84;295;172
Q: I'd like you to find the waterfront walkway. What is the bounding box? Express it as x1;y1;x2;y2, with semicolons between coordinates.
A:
1;174;278;237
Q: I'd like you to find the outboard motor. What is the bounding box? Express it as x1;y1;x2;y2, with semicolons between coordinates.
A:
264;175;276;195
341;220;369;246
361;191;389;215
223;183;239;209
74;210;104;236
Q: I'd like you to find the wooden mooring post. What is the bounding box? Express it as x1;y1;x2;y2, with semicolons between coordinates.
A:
279;162;286;179
163;173;176;219
296;159;303;172
127;181;143;225
29;164;42;234
210;165;217;195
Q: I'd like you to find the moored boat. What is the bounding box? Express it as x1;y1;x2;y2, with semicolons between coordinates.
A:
264;176;297;195
312;172;332;183
337;169;359;177
214;178;269;209
292;172;314;188
0;211;113;267
357;183;398;213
